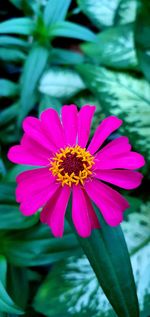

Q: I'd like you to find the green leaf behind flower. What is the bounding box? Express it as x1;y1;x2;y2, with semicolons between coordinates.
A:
81;23;138;70
39;68;85;99
77;64;150;164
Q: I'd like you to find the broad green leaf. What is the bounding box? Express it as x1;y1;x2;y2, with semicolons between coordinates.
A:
34;235;150;317
114;0;138;25
0;124;19;144
135;1;150;82
7;266;29;309
34;208;143;317
0;182;38;229
0;80;18;97
0;256;7;287
0;183;16;203
81;23;138;70
39;95;62;115
0;48;25;62
77;64;150;163
19;44;49;122
0;205;38;230
44;0;71;26
122;198;150;254
0;36;28;48
0;103;19;127
9;0;22;8
0;18;34;35
10;0;36;14
0;159;6;178
51;48;84;65
77;0;120;29
39;68;85;99
0;257;23;314
69;211;139;317
2;224;80;267
49;21;96;42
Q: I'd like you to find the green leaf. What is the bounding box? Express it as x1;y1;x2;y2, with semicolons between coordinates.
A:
49;21;96;42
0;183;16;203
10;0;36;14
44;0;71;26
19;44;49;122
0;80;19;97
77;64;150;163
0;182;38;229
39;95;62;115
7;266;29;309
0;36;28;48
2;224;80;267
0;18;34;35
34;256;114;317
82;23;138;70
39;68;85;99
122;198;150;254
51;48;84;65
135;1;150;82
114;0;138;25
0;47;26;62
0;205;38;230
0;159;6;178
34;207;139;317
9;0;23;9
0;256;7;287
0;124;19;144
67;210;139;317
34;234;150;317
0;257;23;314
77;0;120;29
0;103;19;127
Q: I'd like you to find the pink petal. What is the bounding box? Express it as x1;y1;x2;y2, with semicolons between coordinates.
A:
72;185;99;237
23;116;57;152
19;181;60;216
61;104;78;146
95;169;143;189
83;191;100;230
40;108;66;149
88;116;122;155
7;145;49;166
85;179;129;226
78;105;96;148
95;152;145;170
21;134;51;157
40;186;70;237
16;167;54;202
96;136;131;159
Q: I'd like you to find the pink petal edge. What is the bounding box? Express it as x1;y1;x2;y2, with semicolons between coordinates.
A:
40;186;70;237
40;108;66;149
88;116;122;155
61;104;78;146
78;105;96;148
94;169;143;189
85;179;129;226
94;152;145;170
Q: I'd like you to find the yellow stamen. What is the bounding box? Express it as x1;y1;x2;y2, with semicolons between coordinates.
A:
49;145;94;187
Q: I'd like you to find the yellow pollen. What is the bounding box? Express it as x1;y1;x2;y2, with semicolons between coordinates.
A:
49;145;94;187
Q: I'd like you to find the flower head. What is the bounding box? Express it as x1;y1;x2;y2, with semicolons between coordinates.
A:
8;105;145;237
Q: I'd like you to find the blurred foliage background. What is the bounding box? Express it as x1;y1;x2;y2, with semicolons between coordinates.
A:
0;0;150;316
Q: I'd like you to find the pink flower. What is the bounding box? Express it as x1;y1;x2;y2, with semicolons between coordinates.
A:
8;105;145;237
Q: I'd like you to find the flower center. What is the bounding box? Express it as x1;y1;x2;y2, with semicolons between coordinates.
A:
50;145;94;187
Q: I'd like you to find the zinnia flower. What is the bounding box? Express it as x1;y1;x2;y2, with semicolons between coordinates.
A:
8;105;145;237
